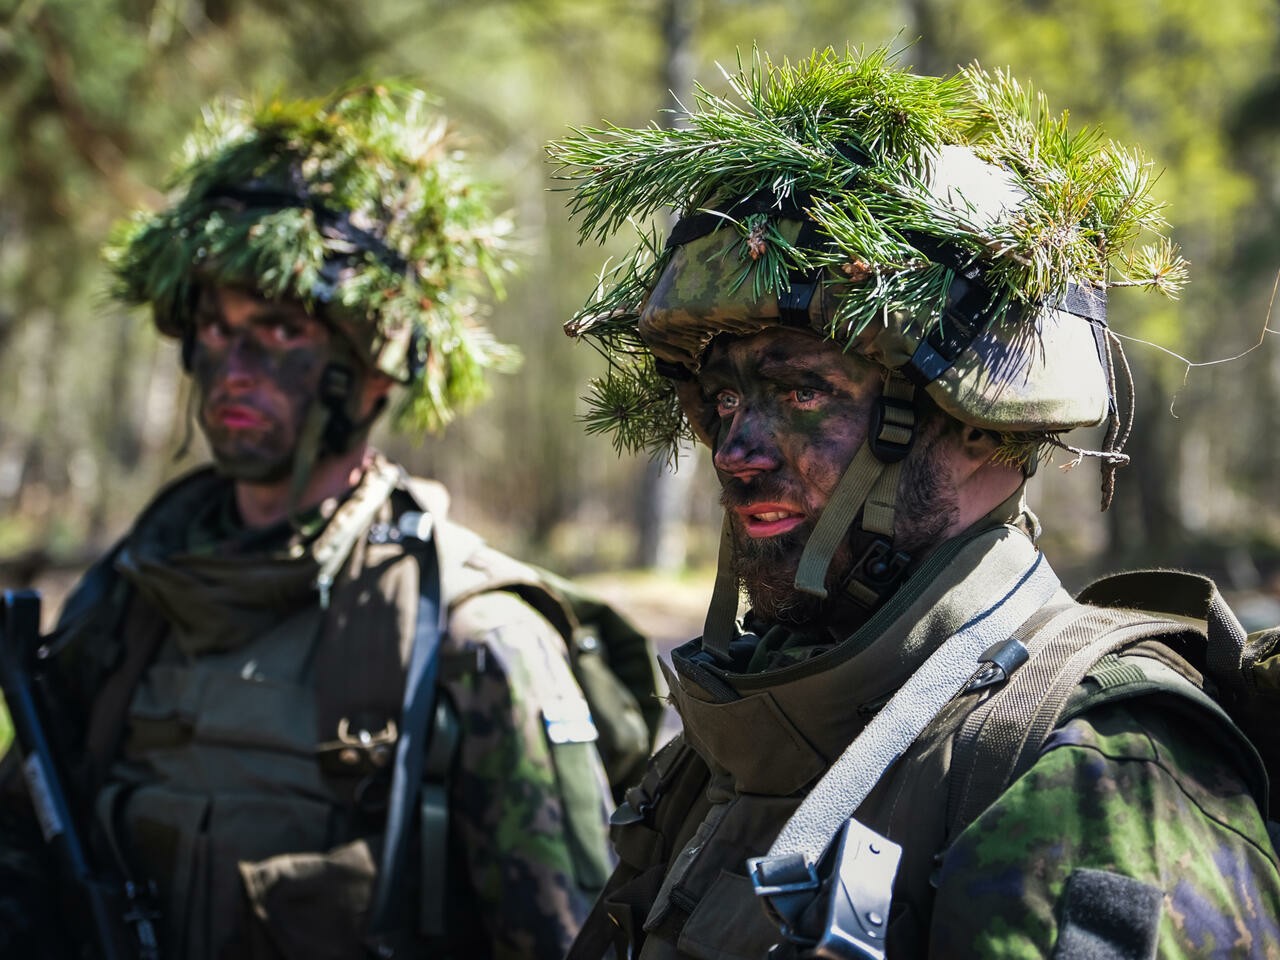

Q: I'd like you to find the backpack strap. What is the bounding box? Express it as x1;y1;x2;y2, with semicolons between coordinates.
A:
1077;570;1252;701
364;511;448;956
406;488;661;794
946;603;1194;836
946;569;1271;838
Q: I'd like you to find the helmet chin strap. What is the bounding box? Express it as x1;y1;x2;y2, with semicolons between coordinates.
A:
286;345;386;529
794;373;915;599
700;373;916;663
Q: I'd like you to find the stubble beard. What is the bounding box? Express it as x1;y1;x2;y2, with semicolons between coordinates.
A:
198;398;308;484
730;431;960;627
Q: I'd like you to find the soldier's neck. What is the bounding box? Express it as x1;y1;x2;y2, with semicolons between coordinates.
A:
234;444;371;529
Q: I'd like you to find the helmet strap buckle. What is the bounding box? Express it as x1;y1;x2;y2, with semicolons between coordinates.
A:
841;537;911;611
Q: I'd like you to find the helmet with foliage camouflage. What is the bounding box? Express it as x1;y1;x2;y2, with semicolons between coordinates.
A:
550;46;1185;496
552;46;1186;631
106;82;520;435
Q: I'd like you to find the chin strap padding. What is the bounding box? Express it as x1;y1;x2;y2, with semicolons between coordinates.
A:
793;374;916;599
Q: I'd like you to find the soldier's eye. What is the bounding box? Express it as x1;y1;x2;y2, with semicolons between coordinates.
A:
715;390;740;416
195;316;230;346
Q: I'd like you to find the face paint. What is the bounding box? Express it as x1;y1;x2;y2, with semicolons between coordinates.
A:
687;327;960;624
190;287;332;482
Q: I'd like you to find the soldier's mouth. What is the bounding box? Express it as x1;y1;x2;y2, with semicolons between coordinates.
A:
734;503;806;538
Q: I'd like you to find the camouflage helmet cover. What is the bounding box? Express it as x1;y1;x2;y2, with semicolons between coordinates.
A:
106;83;520;432
638;145;1113;435
551;47;1186;464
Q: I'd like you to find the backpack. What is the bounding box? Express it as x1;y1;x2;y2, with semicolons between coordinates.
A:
742;566;1280;960
422;506;664;797
946;568;1279;834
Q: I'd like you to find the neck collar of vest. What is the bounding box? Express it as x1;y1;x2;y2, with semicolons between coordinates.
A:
666;514;1059;797
116;456;402;655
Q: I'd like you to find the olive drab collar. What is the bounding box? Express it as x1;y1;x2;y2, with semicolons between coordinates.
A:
637;513;1065;949
115;457;403;654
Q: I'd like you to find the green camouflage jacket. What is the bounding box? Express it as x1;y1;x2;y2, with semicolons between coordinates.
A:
0;457;611;959
585;515;1280;959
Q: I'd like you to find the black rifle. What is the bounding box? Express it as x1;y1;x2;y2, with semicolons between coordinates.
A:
0;589;161;960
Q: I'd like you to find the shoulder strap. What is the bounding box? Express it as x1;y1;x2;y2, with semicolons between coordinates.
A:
945;603;1193;835
364;515;447;956
946;568;1266;837
755;551;1061;875
1077;570;1251;699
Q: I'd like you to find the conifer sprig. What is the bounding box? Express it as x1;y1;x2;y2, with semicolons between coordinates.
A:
106;82;519;434
550;45;1187;455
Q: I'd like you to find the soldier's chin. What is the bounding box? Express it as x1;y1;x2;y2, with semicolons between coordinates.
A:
210;449;294;484
733;526;822;624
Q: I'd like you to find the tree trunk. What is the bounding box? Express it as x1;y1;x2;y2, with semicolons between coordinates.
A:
633;0;699;571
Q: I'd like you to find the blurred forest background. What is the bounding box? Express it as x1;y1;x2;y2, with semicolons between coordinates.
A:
2;0;1280;641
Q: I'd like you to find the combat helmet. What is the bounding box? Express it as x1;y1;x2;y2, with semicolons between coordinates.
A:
551;47;1186;643
106;83;519;498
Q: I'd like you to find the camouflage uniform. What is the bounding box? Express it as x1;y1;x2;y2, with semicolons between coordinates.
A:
588;498;1280;959
552;49;1280;960
0;85;615;959
0;457;611;959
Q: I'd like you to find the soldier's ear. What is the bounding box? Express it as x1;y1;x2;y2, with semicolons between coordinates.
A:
675;379;718;448
959;426;1001;465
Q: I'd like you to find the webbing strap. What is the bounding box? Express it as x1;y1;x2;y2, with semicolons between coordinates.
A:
765;552;1060;864
946;606;1186;834
365;533;446;950
793;443;885;597
860;460;902;537
311;459;400;608
701;514;742;662
1076;570;1249;699
860;376;913;537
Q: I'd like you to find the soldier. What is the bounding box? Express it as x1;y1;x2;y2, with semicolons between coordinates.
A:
552;49;1280;957
0;84;623;959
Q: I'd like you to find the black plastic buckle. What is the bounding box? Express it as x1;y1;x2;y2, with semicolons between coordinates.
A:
851;539;911;590
964;638;1030;693
868;395;915;464
748;853;821;898
320;363;354;405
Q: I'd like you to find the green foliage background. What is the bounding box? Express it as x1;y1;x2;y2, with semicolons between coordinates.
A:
1;0;1279;599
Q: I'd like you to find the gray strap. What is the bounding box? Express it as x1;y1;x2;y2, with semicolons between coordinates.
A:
767;551;1061;863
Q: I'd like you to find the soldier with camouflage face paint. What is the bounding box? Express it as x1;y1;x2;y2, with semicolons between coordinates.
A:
551;48;1280;959
0;84;616;959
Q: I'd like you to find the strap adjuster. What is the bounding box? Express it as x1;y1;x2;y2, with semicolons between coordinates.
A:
747;853;820;897
868;395;915;464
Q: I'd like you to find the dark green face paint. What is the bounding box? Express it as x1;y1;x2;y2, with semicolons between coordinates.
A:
688;327;879;622
190;288;331;483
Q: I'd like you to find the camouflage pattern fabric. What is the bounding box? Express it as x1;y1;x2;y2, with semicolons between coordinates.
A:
443;589;612;959
579;520;1280;959
932;698;1280;958
0;462;610;959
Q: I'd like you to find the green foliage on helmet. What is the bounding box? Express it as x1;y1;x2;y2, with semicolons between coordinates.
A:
549;45;1186;459
105;82;520;433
